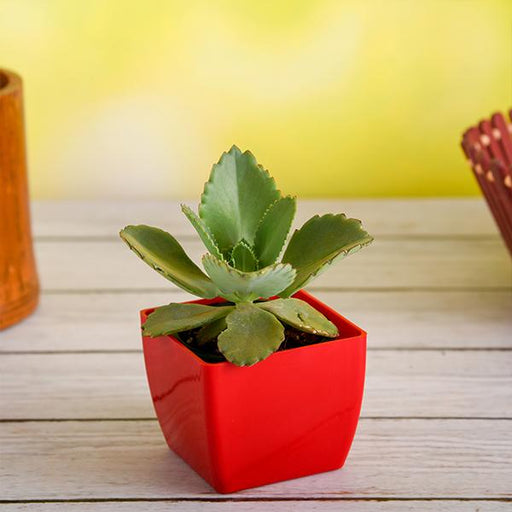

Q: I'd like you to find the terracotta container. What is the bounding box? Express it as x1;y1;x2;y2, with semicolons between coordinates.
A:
141;290;366;493
0;69;39;329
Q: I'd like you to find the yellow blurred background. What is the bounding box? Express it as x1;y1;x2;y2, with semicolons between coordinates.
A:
0;0;510;199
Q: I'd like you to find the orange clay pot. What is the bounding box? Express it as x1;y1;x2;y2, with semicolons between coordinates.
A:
0;69;39;329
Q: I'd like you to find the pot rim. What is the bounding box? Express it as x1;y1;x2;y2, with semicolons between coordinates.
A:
141;289;366;369
0;69;21;96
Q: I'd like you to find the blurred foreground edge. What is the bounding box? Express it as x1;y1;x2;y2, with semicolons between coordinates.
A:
0;69;39;329
461;110;512;257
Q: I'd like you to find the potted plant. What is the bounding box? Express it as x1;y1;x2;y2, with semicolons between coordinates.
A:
120;145;373;493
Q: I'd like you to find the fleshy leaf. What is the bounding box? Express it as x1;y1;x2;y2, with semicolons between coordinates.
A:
181;204;223;260
143;303;233;336
218;303;285;366
120;225;219;298
281;214;373;297
230;240;258;271
199;145;281;253
202;254;296;302
257;298;338;337
196;316;227;345
254;196;296;267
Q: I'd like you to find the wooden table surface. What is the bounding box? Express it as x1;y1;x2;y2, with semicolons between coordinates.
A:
1;198;511;511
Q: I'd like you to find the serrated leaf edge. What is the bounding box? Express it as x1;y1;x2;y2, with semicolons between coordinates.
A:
280;213;373;297
198;146;282;220
218;305;285;366
230;239;260;269
282;238;373;297
142;303;234;337
256;299;338;337
120;226;219;298
254;195;296;265
202;253;296;302
181;203;224;260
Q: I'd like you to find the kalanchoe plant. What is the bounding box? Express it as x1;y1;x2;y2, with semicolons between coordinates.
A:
120;146;373;366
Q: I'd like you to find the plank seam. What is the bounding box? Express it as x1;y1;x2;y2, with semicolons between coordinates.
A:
1;417;511;423
1;497;511;504
2;348;511;355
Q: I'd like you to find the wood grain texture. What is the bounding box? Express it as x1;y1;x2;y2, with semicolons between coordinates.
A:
0;69;39;329
33;238;511;292
1;290;510;352
1;351;510;420
31;198;498;238
1;419;510;500
2;501;511;511
2;199;511;509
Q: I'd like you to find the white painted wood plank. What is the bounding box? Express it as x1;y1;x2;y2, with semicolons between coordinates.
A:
31;198;498;238
1;351;510;420
2;291;510;352
321;290;512;350
2;501;510;511
7;199;509;508
33;238;511;292
0;353;152;420
0;419;510;500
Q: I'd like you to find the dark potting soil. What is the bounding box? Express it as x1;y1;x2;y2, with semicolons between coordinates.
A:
177;325;332;364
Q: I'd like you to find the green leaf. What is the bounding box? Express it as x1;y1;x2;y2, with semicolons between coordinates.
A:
254;196;296;267
230;240;258;272
143;303;233;336
181;204;223;260
218;303;285;366
257;298;338;337
281;214;373;297
199;145;281;253
120;225;219;298
196;316;227;345
202;254;296;302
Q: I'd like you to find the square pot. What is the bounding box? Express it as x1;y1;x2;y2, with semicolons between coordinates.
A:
141;289;366;493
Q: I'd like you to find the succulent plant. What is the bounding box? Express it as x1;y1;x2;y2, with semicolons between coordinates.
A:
120;145;373;366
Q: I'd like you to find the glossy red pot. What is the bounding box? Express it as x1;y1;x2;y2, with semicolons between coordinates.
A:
141;290;366;493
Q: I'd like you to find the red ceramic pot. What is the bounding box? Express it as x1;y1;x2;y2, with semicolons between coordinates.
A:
141;289;366;493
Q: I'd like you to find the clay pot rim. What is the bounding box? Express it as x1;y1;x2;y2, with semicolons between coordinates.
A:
0;69;21;95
